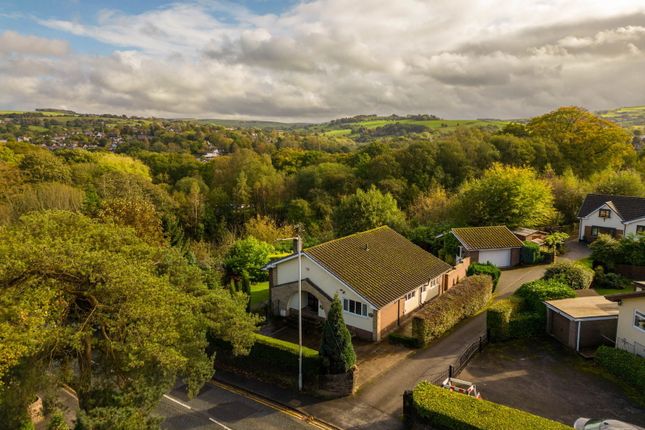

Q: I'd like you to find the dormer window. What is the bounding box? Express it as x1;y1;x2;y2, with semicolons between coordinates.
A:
599;209;611;218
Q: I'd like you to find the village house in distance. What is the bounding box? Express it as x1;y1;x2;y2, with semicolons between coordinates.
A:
263;226;469;341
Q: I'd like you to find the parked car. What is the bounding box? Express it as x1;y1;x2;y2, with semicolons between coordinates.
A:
574;418;645;430
441;377;481;399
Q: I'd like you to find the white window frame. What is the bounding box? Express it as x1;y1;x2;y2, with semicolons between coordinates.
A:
405;291;416;301
343;298;368;317
634;310;645;333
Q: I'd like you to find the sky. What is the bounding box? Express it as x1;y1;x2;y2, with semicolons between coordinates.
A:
1;1;645;121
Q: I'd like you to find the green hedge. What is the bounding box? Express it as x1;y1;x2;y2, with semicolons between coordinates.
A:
487;297;523;341
508;312;544;339
407;381;569;430
544;261;594;290
212;333;321;389
515;279;576;314
596;346;645;392
412;275;493;347
521;241;542;265
467;263;501;289
388;332;421;348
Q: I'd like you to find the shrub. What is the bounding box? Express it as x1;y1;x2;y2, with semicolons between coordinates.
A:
596;346;645;392
407;381;569;430
516;279;576;314
319;295;356;374
212;333;320;389
590;234;620;270
487;297;523;341
594;267;633;290
412;275;493;347
388;333;421;348
467;263;501;289
47;410;70;430
521;241;542;265
543;261;594;290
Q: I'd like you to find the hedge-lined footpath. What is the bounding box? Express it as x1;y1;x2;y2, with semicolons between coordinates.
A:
487;279;575;342
212;333;321;390
596;346;645;392
412;275;493;347
405;381;569;430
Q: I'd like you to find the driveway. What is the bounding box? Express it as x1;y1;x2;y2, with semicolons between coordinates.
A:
459;338;645;427
495;265;546;298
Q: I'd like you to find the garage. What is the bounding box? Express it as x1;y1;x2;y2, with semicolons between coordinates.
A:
478;249;511;268
545;296;619;356
451;226;523;268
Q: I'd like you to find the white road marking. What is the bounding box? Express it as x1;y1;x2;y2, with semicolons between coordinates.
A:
162;393;234;430
209;417;234;430
162;394;192;410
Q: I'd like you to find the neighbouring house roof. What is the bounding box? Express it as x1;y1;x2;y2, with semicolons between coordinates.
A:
606;290;645;302
302;226;452;308
577;194;645;222
545;296;619;320
512;227;547;237
451;226;523;251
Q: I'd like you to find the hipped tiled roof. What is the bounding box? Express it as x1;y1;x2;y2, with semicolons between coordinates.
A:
304;226;452;308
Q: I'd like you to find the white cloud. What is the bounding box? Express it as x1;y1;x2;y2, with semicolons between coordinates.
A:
2;1;645;120
0;31;68;56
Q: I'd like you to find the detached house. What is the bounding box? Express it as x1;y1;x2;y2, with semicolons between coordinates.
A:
607;290;645;358
451;226;523;268
264;226;469;341
578;194;645;242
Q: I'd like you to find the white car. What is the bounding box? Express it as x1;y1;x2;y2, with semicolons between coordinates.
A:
574;418;645;430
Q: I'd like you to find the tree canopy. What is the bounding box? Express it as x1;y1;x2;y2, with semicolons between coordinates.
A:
0;211;258;428
452;164;555;228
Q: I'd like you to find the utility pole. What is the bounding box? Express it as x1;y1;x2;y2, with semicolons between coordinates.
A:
277;231;303;391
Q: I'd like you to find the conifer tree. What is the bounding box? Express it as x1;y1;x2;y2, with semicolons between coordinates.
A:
319;295;356;374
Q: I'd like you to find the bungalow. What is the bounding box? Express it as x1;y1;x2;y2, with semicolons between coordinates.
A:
577;194;645;242
451;226;523;268
606;291;645;358
264;226;469;341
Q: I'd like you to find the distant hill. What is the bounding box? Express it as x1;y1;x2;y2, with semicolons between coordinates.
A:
197;118;311;130
597;106;645;131
306;114;508;138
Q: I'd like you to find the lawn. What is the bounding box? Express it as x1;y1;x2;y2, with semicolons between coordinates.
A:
250;281;269;307
593;284;635;297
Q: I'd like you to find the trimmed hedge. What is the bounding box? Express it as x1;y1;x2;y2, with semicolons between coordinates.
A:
467;263;501;289
521;241;542;265
487;297;523;341
212;333;321;389
488;279;575;342
516;279;576;314
544;261;594;290
388;332;421;348
596;346;645;392
412;275;493;347
508;311;544;339
407;381;569;430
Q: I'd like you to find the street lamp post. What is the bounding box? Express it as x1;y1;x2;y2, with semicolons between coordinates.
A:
277;234;303;391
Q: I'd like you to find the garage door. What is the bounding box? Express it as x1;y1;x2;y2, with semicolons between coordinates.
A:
478;249;511;267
